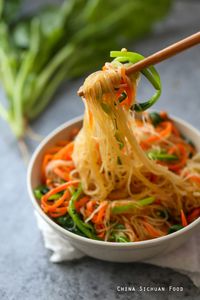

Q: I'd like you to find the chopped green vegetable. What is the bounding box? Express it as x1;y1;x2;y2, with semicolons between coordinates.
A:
68;184;97;239
138;196;156;206
168;224;183;234
147;149;178;161
55;215;88;237
0;0;171;140
112;196;155;214
118;92;127;103
109;231;129;242
34;185;49;200
115;235;129;243
48;192;63;201
149;112;164;126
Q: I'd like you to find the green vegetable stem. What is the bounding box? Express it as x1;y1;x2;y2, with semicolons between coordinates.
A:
68;184;97;239
112;196;155;214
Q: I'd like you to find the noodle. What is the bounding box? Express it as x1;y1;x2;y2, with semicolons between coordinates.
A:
35;50;200;242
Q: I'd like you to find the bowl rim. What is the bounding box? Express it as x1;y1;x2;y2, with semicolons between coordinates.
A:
27;114;200;248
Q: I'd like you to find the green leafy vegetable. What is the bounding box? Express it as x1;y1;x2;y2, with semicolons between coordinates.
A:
168;224;183;234
147;149;178;161
112;196;155;214
68;184;97;239
109;230;129;242
0;0;22;23
55;215;88;237
0;0;171;141
34;185;49;200
149;112;164;126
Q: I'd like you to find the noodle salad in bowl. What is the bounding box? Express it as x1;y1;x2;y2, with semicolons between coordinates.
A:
29;49;200;247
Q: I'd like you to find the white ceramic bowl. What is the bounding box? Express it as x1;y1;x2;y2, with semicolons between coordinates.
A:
27;115;200;262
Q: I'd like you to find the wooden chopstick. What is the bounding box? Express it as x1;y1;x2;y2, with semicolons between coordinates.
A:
126;31;200;75
78;31;200;97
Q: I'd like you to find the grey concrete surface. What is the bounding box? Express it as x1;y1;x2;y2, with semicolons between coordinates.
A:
0;1;200;299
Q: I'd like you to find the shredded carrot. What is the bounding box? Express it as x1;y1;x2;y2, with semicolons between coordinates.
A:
54;167;70;181
86;200;97;212
143;121;172;144
49;207;68;218
180;209;188;227
53;142;74;160
188;175;200;185
119;67;134;107
97;231;105;239
42;154;53;182
168;143;187;171
143;222;162;238
187;208;200;223
42;189;70;212
75;196;90;212
41;181;78;213
94;202;108;224
159;111;168;119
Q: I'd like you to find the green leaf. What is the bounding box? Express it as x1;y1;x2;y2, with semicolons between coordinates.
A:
149;112;164;126
1;0;22;23
110;50;162;112
147;150;178;161
168;224;183;234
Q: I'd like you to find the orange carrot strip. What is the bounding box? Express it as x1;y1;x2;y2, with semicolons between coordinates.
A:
94;202;108;224
97;231;105;239
42;189;70;212
85;200;98;222
143;121;172;144
41;181;78;206
189;175;200;185
143;222;162;238
49;207;68;218
86;200;97;212
54;167;70;181
75;196;90;211
168;143;187;171
53;142;74;161
188;208;200;223
159;111;168;119
181;209;188;227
